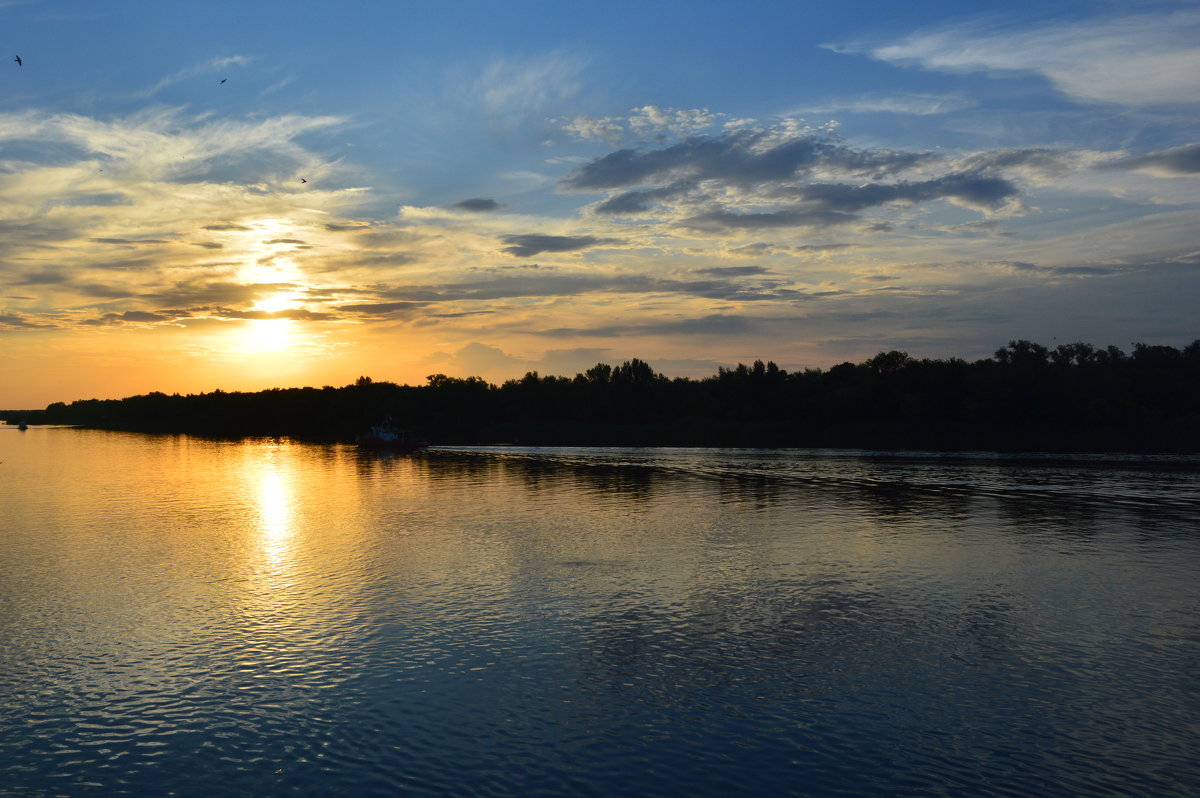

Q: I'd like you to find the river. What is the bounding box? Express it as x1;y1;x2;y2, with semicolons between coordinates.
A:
2;427;1198;796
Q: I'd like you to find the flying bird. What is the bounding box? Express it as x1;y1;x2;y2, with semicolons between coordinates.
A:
219;78;226;84
14;55;22;66
300;178;307;183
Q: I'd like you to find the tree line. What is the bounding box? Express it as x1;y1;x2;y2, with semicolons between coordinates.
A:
5;339;1200;452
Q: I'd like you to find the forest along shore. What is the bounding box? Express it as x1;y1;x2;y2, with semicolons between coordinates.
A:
4;340;1199;453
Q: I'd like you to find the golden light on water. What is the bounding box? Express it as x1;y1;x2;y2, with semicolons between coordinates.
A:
255;456;295;569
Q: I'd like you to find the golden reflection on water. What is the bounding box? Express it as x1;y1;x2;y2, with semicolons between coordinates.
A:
256;457;295;572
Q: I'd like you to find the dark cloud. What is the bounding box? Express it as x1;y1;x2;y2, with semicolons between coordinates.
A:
501;234;618;257
563;130;932;191
725;242;857;257
680;208;857;231
314;252;421;272
957;148;1080;176
0;313;50;329
57;192;131;207
14;270;68;285
90;237;169;246
192;242;224;249
323;222;373;232
451;198;504;212
208;308;335;321
594;183;692;215
76;283;137;298
371;272;800;304
429;310;496;318
82;309;202;326
791;173;1019;212
694;265;769;277
534;314;756;338
563;127;1033;228
202;223;251;231
109;310;171;323
1105;144;1200;175
1051;265;1119;276
263;238;308;245
144;281;295;307
337;301;427;316
795;243;854;252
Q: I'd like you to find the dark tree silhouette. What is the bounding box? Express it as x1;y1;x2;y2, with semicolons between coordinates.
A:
4;340;1198;453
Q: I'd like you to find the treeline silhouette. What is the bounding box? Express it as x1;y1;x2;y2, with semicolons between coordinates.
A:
5;339;1200;452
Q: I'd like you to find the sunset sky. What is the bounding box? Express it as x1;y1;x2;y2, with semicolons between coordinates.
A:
2;0;1198;408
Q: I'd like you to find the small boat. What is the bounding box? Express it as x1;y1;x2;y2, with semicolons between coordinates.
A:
17;419;27;431
356;419;428;453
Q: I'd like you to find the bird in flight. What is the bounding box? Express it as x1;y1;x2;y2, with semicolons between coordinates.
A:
219;78;226;84
300;178;307;184
14;55;22;66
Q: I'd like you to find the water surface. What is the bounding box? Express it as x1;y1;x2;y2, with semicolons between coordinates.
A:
2;428;1198;795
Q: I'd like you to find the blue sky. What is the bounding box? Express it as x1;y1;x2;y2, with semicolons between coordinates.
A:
1;0;1198;405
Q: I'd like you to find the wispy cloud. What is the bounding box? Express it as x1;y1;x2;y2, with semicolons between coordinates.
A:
795;92;977;116
1105;143;1200;177
134;55;253;98
830;10;1200;106
476;51;587;122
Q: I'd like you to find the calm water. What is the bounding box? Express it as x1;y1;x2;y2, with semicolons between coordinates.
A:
2;428;1198;796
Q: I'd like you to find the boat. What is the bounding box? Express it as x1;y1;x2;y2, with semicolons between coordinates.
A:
356;418;428;453
17;419;27;431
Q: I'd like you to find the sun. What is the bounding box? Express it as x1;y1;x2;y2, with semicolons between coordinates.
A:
233;293;302;354
253;294;298;314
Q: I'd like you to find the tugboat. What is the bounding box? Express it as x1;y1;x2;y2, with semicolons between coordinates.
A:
356;418;428;453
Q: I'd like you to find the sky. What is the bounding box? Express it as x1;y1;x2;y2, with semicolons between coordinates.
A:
1;0;1198;407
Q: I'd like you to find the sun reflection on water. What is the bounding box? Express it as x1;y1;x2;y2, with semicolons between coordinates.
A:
255;457;295;571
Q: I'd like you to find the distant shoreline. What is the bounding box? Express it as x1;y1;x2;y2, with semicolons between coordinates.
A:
4;340;1198;454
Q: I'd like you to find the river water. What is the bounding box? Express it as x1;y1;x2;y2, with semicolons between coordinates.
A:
2;427;1198;796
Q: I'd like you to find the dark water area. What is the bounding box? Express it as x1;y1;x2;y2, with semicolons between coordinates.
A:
2;428;1198;796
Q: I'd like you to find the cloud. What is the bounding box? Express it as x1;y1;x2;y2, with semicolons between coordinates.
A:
1105;144;1200;177
594;183;693;215
0;313;51;329
534;313;756;338
207;307;334;321
501;234;617;257
726;242;854;258
76;283;137;298
14;269;69;285
134;55;253;98
143;282;296;308
680;208;857;231
561;115;626;144
337;301;427;317
790;173;1020;213
797;92;977;116
476;51;586;121
835;10;1200;106
84;310;177;326
562;130;846;190
560;106;726;145
694;266;770;277
451;198;504;212
628;105;721;137
574;127;929;191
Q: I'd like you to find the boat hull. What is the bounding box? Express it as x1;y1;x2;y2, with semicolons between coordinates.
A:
356;436;429;453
